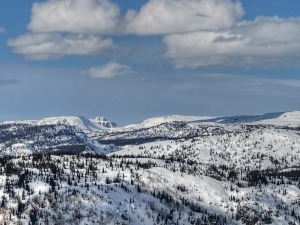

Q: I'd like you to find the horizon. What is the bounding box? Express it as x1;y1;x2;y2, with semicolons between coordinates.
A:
1;0;300;124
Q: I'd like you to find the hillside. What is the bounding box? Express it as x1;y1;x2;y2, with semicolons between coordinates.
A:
0;111;299;224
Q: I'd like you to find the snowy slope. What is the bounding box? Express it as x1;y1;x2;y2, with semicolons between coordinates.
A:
0;116;118;156
199;112;284;124
0;154;299;225
257;111;300;126
1;110;300;159
37;116;116;131
125;115;214;129
196;110;300;126
94;116;117;128
0;111;299;225
37;116;92;131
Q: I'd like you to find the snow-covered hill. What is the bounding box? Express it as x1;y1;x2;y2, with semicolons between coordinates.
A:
258;111;300;126
201;112;284;124
0;111;299;225
125;115;213;129
196;110;300;127
37;116;117;131
0;153;298;225
0;115;117;156
94;116;117;128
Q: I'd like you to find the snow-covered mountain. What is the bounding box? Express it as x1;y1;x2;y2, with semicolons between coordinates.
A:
94;116;117;128
0;111;299;225
1;111;300;156
125;115;213;129
0;115;117;156
37;116;117;131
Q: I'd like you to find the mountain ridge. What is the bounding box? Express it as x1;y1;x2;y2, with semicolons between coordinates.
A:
2;110;300;129
0;110;299;157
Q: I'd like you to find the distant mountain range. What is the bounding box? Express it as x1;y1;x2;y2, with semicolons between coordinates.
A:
0;111;300;157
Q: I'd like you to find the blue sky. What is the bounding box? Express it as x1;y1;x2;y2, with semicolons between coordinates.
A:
1;0;300;125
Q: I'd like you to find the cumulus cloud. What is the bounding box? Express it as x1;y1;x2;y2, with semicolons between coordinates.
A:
8;0;300;68
28;0;120;34
164;17;300;68
82;61;133;79
27;0;243;36
125;0;243;35
6;0;244;63
8;33;114;60
8;0;118;60
235;17;300;43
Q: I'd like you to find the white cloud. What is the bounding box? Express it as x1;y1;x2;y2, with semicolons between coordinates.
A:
164;17;300;68
28;0;120;34
235;17;300;43
8;0;118;60
82;61;133;79
27;0;244;36
8;0;300;68
0;27;5;33
8;33;114;60
125;0;244;35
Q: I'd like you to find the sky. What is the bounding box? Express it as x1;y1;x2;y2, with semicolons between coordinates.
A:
1;0;300;125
